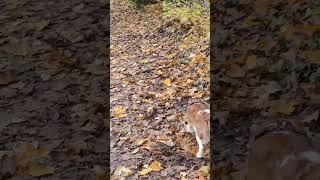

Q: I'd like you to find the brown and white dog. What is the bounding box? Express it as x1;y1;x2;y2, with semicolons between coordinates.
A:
247;131;320;180
184;102;210;158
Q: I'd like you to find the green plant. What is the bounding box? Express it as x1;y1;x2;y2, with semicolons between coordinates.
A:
162;0;209;35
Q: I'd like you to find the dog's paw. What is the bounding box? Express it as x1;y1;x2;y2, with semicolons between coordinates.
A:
196;153;203;159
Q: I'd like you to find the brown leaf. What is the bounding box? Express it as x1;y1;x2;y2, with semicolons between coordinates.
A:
34;20;50;30
270;100;296;115
305;50;320;64
113;165;132;177
28;161;54;177
213;111;230;127
246;55;258;70
0;72;15;85
136;138;148;146
226;64;246;78
303;110;319;123
139;160;162;176
15;144;49;165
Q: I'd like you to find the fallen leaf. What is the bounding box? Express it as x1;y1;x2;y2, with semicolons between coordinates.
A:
226;64;246;78
113;106;127;118
270;101;296;115
3;38;33;56
246;55;258;70
136;138;148;146
157;135;176;147
93;165;106;180
15;143;49;164
149;161;162;171
114;165;132;177
28;161;54;177
34;20;50;30
132;148;139;154
199;166;210;175
180;172;188;180
164;78;171;86
305;50;320;64
303;110;319;123
179;44;188;50
195;171;207;180
143;59;148;64
137;114;144;120
139;160;162;176
0;72;15;85
213;111;230;127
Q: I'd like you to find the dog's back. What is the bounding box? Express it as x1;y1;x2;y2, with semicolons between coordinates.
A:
185;102;210;144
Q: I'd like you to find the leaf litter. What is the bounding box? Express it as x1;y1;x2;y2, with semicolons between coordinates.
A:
111;0;210;179
0;0;108;178
212;0;320;179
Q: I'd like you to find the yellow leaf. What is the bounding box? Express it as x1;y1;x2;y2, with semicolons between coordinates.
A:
114;165;132;177
139;161;162;176
190;146;198;156
197;67;209;74
271;101;296;115
113;106;127;118
180;172;188;180
28;161;54;177
139;167;152;176
195;166;210;180
299;24;320;35
114;106;125;114
149;161;162;171
117;114;127;118
138;114;144;120
180;44;188;49
164;79;171;86
15;144;49;164
147;48;152;52
136;138;148;146
199;166;210;175
305;50;320;64
244;16;264;27
165;53;175;59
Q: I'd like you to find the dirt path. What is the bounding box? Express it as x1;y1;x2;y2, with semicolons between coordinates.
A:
110;0;210;179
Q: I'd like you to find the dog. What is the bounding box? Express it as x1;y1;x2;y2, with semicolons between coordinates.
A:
247;131;320;180
184;102;210;158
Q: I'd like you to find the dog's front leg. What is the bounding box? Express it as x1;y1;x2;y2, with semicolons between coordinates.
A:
196;134;204;158
185;124;195;133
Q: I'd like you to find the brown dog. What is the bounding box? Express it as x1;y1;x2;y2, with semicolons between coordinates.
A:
247;131;320;180
184;102;210;158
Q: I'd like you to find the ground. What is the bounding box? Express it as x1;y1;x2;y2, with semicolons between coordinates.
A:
0;0;108;179
111;1;320;180
110;0;210;179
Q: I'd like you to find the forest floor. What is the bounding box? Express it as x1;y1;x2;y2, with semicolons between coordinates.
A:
110;0;211;179
111;0;320;180
0;0;108;179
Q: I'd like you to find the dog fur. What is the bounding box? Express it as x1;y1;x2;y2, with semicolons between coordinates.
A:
184;102;210;158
